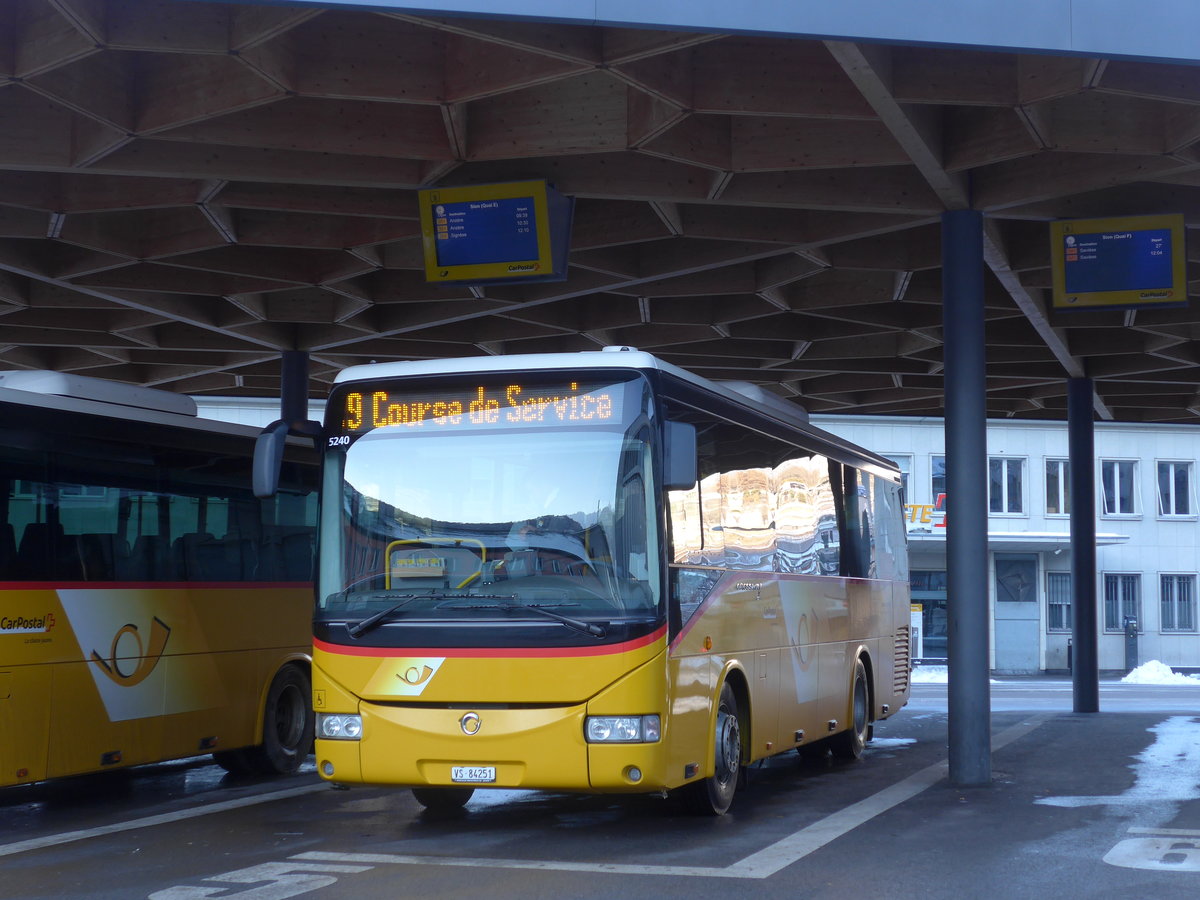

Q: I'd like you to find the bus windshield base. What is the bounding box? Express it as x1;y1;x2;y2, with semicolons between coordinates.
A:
440;600;607;638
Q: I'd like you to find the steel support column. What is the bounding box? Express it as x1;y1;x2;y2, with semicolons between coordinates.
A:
1068;377;1099;712
942;209;991;787
280;350;310;431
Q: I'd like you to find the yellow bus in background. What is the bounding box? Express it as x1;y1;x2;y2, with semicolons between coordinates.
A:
0;371;317;787
302;349;910;815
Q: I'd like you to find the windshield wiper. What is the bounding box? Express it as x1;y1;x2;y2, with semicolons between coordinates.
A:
346;594;424;639
345;591;516;638
446;601;607;639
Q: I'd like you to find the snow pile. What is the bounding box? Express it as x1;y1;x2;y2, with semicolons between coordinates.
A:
1120;660;1200;685
911;665;949;684
910;665;998;684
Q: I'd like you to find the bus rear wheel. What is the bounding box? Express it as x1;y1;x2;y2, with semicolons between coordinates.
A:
683;681;743;816
215;664;314;776
830;658;870;761
412;787;475;811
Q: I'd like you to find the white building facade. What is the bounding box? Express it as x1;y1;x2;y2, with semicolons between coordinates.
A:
818;414;1200;675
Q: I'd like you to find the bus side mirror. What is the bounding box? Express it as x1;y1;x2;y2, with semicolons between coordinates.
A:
664;421;697;491
253;420;290;498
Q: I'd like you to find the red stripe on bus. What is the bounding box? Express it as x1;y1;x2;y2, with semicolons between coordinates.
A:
0;581;311;590
314;625;667;659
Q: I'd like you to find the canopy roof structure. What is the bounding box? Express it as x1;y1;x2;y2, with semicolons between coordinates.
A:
3;0;1200;422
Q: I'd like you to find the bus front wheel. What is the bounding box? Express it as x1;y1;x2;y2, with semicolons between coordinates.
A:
683;681;743;816
830;658;870;761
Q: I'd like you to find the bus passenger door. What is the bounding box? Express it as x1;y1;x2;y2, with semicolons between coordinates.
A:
728;577;782;760
816;584;852;733
779;580;821;746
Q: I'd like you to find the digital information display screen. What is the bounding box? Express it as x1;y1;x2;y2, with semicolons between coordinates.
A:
418;180;573;285
433;197;538;267
1050;214;1187;310
333;379;625;437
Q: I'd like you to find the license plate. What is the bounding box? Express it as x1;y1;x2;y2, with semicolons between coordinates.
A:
451;765;496;783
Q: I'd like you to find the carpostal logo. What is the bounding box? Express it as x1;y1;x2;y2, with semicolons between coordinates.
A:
507;262;540;273
1;612;56;634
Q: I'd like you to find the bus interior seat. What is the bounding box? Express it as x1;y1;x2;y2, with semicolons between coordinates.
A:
130;534;171;581
260;525;314;581
501;549;540;579
73;533;131;581
0;523;15;578
16;522;67;580
174;532;255;582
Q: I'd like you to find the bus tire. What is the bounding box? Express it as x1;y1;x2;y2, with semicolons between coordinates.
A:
247;664;314;775
683;681;743;816
830;658;870;761
212;748;256;776
412;787;474;811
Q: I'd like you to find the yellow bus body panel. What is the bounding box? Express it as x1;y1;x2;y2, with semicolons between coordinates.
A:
313;571;909;795
0;585;311;787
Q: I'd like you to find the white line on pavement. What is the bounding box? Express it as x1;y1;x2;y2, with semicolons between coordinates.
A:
0;782;328;858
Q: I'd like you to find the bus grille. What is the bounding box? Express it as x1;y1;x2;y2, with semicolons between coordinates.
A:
894;625;911;692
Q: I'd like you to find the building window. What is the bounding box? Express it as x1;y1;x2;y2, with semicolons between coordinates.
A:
1156;461;1193;517
1046;459;1070;516
1103;573;1141;632
1047;571;1071;632
883;454;911;503
931;454;946;510
1101;460;1138;516
988;457;1024;514
1160;574;1197;632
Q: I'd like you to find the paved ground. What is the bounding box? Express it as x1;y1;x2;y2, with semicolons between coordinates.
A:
2;679;1198;899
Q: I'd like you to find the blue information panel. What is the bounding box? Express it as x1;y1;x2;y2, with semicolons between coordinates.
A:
1062;228;1172;294
433;196;539;267
1050;214;1186;310
418;180;573;284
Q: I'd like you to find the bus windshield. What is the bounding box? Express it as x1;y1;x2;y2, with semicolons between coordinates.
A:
316;375;661;634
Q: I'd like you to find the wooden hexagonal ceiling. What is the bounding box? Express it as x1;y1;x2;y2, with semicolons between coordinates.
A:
3;1;1200;422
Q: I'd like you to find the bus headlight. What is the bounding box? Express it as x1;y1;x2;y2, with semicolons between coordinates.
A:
317;713;363;740
585;715;660;743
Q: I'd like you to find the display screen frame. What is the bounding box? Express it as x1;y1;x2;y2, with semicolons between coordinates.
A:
417;180;572;284
1049;213;1188;311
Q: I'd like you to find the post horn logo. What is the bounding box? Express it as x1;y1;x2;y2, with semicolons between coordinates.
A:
398;665;434;686
90;617;171;686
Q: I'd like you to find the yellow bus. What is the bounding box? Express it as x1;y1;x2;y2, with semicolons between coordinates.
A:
0;371;317;787
303;348;910;814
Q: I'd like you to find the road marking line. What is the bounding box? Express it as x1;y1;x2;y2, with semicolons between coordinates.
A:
0;782;328;858
297;715;1051;881
1129;827;1200;837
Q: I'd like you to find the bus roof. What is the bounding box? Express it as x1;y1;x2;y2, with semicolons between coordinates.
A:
333;348;898;478
0;370;198;417
333;347;811;427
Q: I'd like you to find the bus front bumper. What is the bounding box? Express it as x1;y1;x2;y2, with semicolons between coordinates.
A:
315;701;670;793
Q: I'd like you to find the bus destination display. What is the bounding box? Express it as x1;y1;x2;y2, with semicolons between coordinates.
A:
1050;213;1186;310
339;381;621;435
